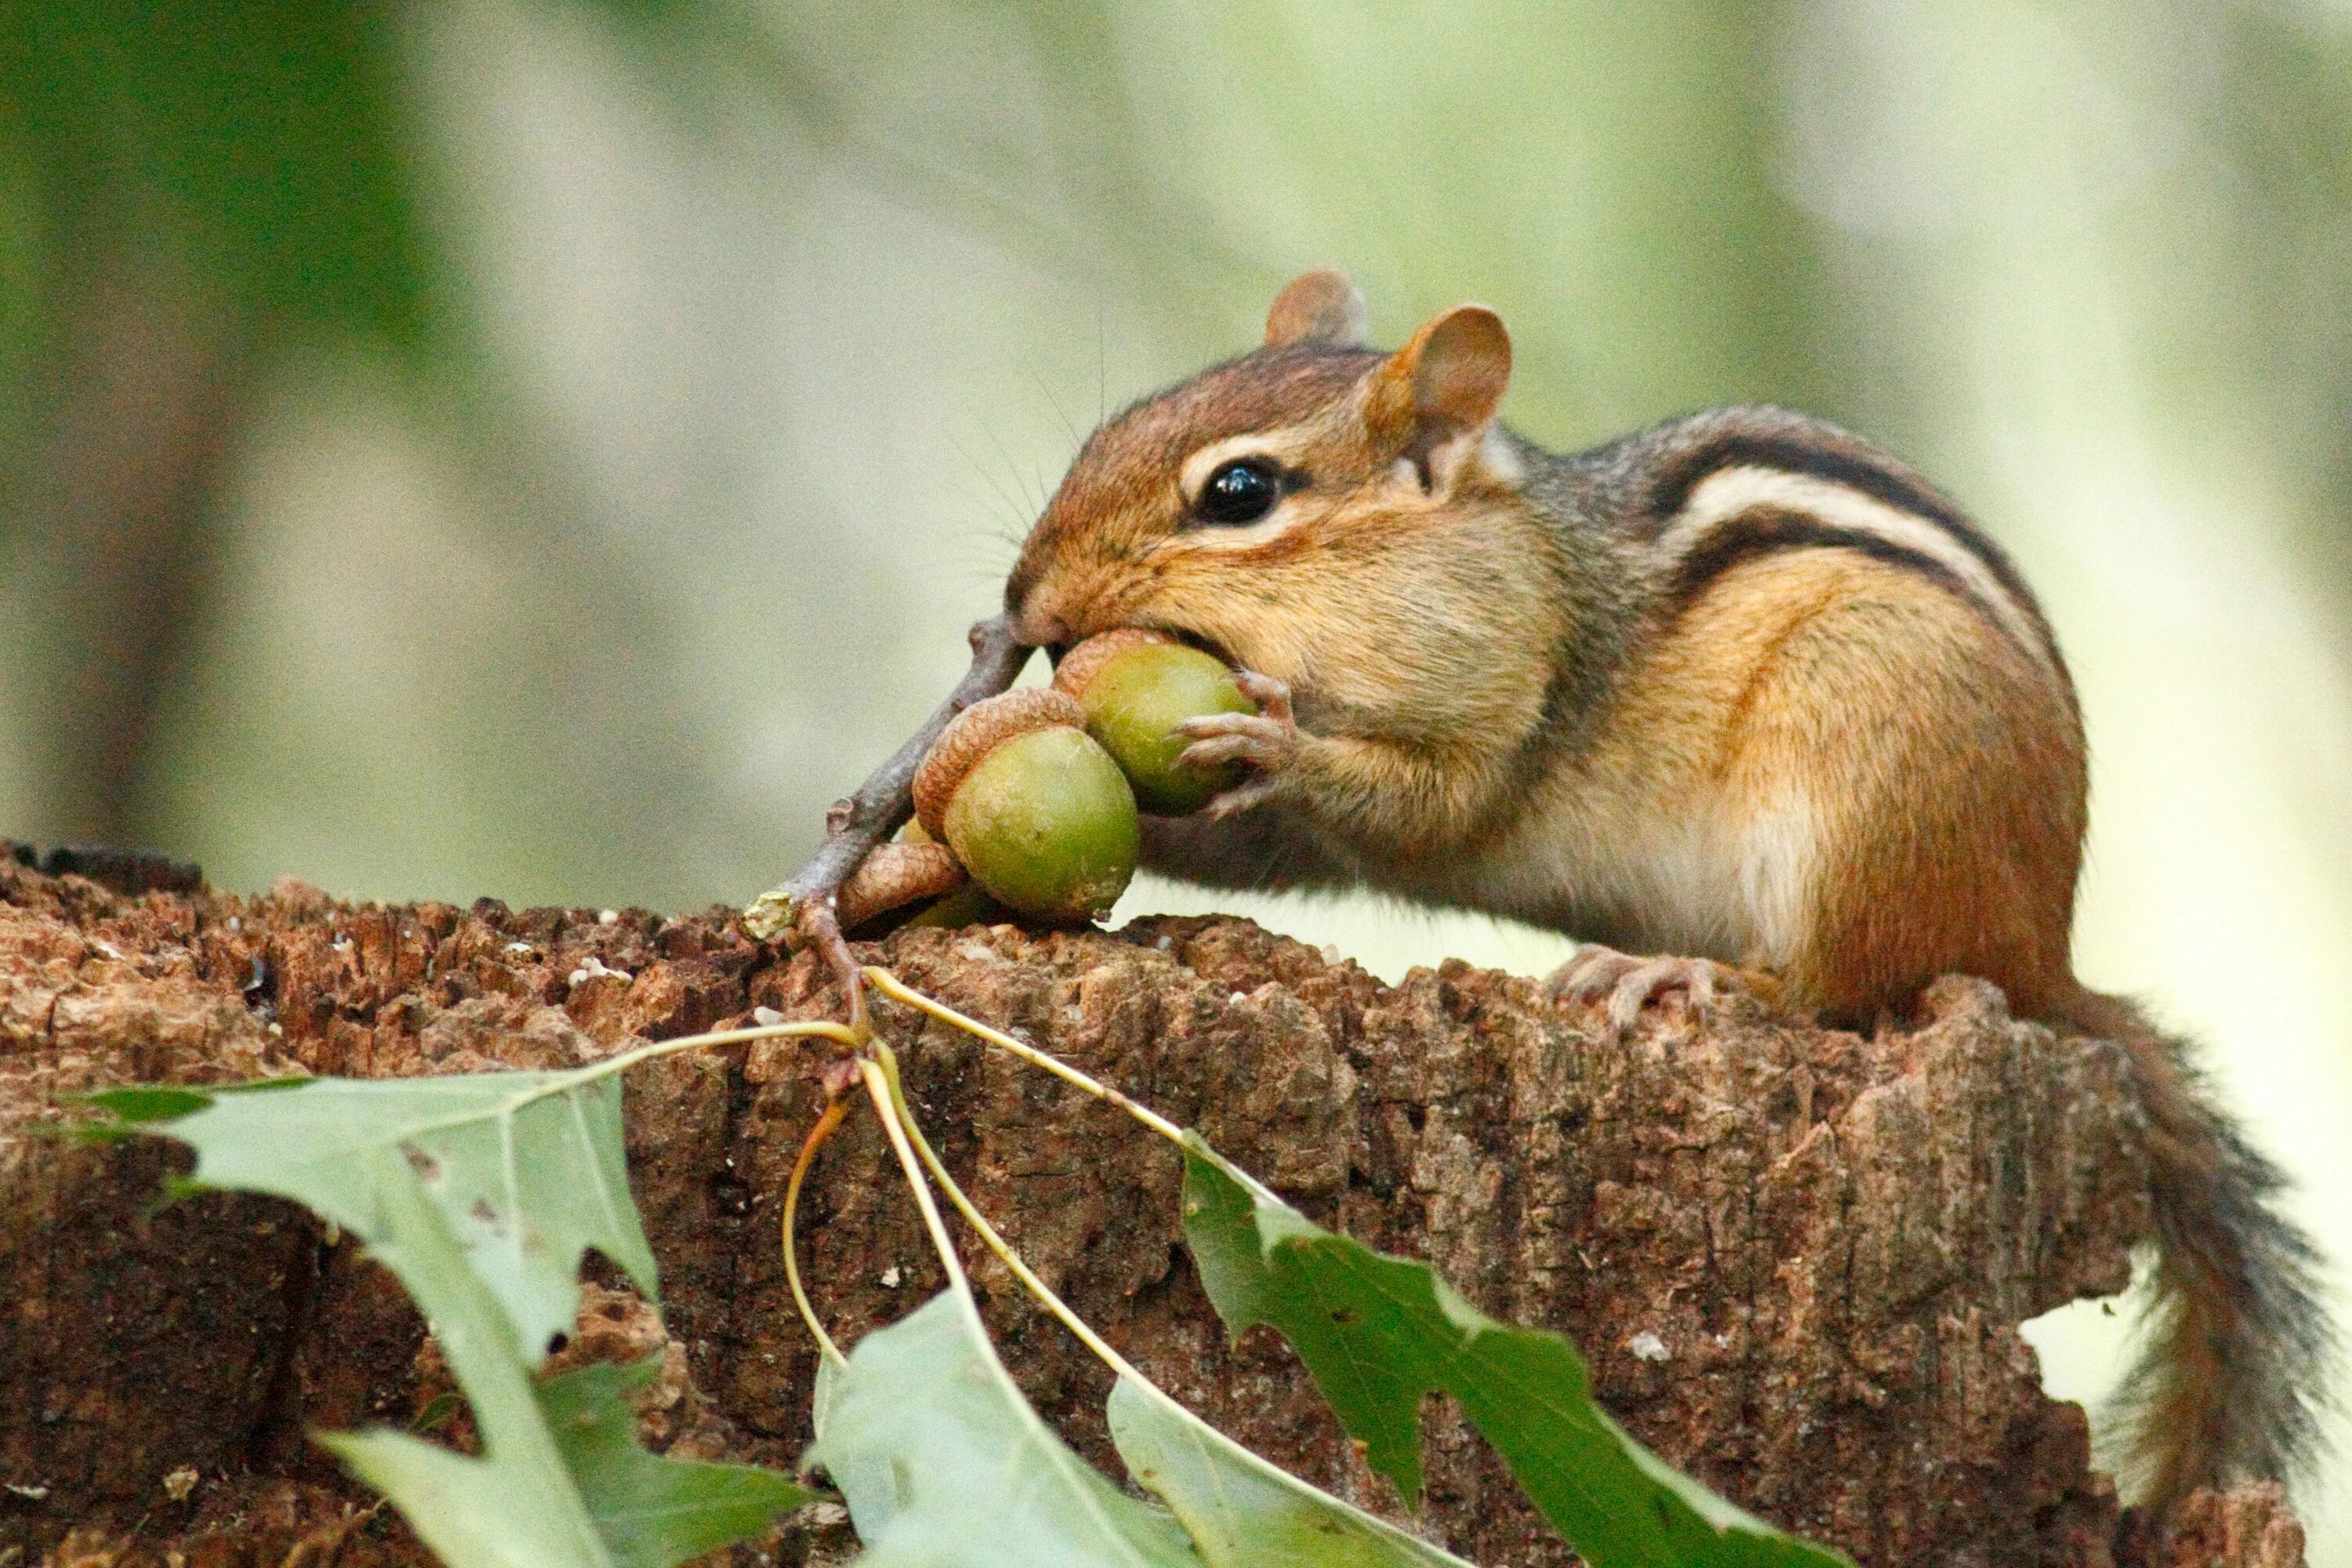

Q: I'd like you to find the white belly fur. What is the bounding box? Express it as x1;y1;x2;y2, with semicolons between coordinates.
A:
1432;774;1820;969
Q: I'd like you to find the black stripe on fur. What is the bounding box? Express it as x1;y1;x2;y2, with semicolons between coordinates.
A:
1659;505;1987;627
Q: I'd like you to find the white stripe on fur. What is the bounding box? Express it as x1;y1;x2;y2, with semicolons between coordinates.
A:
1662;466;2056;676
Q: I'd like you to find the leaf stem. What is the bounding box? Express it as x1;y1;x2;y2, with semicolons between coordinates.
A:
784;1097;851;1366
858;1057;971;1298
291;1018;863;1156
554;1018;860;1093
871;1045;1159;1396
861;967;1184;1145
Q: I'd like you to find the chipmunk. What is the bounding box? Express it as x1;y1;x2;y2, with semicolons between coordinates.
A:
1000;270;2331;1515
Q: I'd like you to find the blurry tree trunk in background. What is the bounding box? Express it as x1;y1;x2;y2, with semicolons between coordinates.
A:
8;242;245;844
0;0;423;855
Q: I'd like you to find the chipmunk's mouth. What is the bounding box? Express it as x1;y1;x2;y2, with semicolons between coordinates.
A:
1142;624;1240;670
1044;625;1239;674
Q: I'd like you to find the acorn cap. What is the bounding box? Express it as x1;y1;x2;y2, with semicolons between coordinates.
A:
1051;628;1180;701
835;840;967;931
912;687;1090;839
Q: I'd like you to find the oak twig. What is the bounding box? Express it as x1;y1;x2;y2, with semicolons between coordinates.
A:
744;615;1031;1007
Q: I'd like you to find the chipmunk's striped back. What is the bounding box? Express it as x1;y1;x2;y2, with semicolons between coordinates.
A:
1578;407;2071;701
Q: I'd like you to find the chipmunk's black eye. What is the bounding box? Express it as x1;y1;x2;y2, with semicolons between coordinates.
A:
1196;459;1283;526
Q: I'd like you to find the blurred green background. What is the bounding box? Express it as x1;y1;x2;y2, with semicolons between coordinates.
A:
4;0;2349;1552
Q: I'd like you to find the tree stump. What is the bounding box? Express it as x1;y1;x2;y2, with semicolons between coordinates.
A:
0;850;2307;1566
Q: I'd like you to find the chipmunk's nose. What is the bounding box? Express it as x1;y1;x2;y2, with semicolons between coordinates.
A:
1026;616;1073;655
1002;565;1070;650
1007;597;1069;652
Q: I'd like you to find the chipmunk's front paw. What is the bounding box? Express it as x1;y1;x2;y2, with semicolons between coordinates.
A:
1545;944;1746;1035
1176;670;1299;818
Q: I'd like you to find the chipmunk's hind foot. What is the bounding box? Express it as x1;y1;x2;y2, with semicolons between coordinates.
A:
1545;945;1747;1036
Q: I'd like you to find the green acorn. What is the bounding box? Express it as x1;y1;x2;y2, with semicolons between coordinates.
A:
912;688;1139;924
1053;630;1255;815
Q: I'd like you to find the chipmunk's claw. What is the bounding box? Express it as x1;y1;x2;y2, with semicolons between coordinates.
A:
1546;944;1743;1036
1175;717;1293;771
1229;668;1292;713
1177;670;1299;818
1197;775;1283;819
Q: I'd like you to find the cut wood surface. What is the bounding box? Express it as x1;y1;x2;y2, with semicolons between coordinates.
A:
0;850;2308;1566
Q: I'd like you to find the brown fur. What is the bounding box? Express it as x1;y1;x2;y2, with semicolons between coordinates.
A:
1693;553;2081;1016
2050;988;2331;1504
1004;278;2333;1511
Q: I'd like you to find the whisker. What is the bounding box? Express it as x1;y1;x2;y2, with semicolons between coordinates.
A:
1027;363;1084;452
978;419;1046;516
951;430;1032;535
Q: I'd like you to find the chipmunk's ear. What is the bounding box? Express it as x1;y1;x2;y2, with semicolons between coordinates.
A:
1264;269;1369;348
1367;304;1512;470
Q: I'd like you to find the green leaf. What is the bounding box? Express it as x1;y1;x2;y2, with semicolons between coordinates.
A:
809;1346;849;1444
89;1072;657;1355
324;1431;599;1568
808;1291;1196;1567
321;1143;616;1568
412;1390;466;1434
98;1084;804;1568
335;1339;813;1568
1106;1377;1472;1568
75;1084;221;1123
1180;1137;1849;1568
539;1359;817;1568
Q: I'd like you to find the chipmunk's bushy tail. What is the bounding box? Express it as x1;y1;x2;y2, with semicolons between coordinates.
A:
2053;986;2335;1512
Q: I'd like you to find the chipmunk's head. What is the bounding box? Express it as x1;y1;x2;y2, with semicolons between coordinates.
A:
1005;272;1544;721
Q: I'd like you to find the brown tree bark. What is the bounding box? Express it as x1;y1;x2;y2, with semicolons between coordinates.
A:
0;850;2308;1568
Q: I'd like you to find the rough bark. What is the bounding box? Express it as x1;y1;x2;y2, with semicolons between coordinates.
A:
0;850;2307;1568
